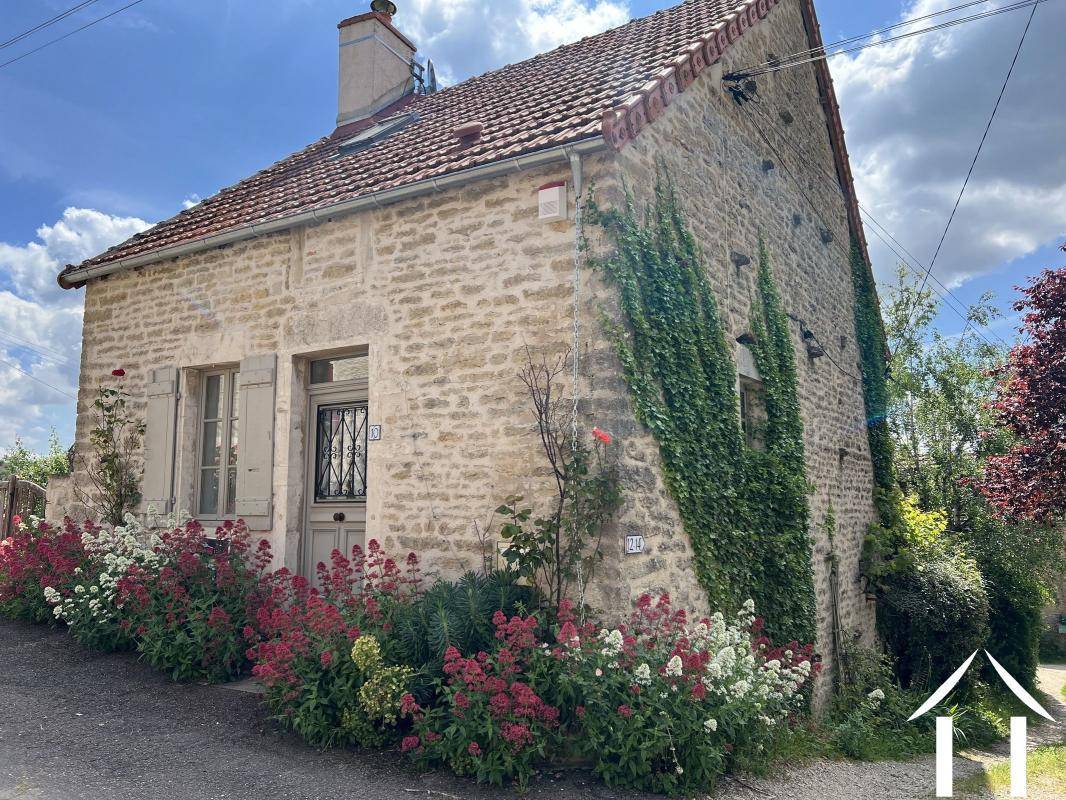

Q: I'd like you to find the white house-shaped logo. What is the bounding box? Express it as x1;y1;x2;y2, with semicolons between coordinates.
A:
909;650;1054;797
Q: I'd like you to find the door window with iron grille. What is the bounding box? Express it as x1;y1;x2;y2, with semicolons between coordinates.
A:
314;403;368;501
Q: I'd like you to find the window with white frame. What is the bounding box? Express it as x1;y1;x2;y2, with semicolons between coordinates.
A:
197;368;240;517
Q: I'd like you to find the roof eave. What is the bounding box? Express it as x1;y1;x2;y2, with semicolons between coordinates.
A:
59;136;608;289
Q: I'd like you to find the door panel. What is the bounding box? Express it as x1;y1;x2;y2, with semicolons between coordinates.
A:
302;390;368;583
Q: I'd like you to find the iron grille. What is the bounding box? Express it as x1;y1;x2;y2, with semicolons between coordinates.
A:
314;403;368;501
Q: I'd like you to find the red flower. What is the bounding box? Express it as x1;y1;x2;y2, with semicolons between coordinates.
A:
401;735;421;753
467;741;483;757
617;704;633;718
111;368;126;377
592;426;611;444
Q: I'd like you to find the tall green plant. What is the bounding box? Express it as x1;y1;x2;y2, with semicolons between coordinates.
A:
586;169;815;643
75;375;145;526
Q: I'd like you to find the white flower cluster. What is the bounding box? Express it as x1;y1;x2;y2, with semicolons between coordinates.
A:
598;628;624;658
48;516;163;629
687;601;811;724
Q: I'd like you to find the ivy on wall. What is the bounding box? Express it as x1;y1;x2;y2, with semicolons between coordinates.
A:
848;237;907;567
849;238;895;499
586;169;816;644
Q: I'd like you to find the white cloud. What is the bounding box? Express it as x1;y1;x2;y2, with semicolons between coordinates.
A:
402;0;631;84
831;0;1066;287
182;194;202;209
0;207;149;307
0;208;150;453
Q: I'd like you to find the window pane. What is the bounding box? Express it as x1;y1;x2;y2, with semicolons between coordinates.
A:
310;354;368;384
227;417;239;468
204;374;223;420
201;421;222;467
199;468;220;516
229;372;240;419
225;468;237;516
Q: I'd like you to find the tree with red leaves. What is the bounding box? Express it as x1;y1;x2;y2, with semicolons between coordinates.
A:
978;261;1066;521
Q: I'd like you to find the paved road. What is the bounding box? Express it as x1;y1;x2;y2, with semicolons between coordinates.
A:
0;620;632;800
2;619;1063;800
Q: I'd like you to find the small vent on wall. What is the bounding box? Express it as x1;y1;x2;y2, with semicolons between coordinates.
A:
538;181;567;222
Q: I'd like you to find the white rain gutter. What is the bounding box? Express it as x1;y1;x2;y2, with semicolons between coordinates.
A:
60;136;609;289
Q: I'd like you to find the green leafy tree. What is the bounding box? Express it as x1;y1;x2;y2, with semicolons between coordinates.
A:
881;267;1057;687
0;431;70;487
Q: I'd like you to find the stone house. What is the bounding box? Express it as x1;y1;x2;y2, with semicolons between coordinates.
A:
51;0;880;674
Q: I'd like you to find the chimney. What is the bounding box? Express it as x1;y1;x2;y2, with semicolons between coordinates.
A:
336;2;418;126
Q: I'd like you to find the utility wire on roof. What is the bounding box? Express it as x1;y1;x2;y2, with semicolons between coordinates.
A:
741;95;1009;349
727;0;1005;77
0;0;102;51
0;332;70;366
899;0;1040;343
0;355;77;400
724;0;1050;80
0;0;146;71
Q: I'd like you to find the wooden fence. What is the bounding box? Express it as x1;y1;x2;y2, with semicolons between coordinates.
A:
1;475;46;537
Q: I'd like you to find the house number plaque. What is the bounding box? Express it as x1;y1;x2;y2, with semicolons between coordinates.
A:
625;535;645;555
368;425;382;441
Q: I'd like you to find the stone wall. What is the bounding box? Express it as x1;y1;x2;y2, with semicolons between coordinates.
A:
67;157;615;581
592;0;879;697
56;0;877;693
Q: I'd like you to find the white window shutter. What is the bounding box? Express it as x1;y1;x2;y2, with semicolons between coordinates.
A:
142;366;178;514
235;353;276;529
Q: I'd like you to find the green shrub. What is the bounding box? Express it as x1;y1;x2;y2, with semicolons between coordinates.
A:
1039;628;1066;663
879;543;989;689
824;638;1000;761
868;497;990;689
389;570;538;684
982;564;1044;689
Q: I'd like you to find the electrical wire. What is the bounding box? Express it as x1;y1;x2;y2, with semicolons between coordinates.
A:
741;95;1009;349
0;0;102;51
0;330;72;363
729;0;1008;77
900;0;1039;340
725;0;1049;80
0;333;70;366
0;0;146;71
0;355;77;400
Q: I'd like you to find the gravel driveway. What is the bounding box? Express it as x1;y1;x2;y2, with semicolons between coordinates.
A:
1;619;1061;800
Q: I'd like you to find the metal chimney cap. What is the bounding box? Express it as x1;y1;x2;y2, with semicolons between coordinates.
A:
371;0;398;16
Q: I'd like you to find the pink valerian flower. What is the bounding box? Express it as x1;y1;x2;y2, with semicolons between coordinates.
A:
401;735;422;753
500;722;533;750
617;704;634;718
467;741;483;757
319;650;334;668
592;426;612;444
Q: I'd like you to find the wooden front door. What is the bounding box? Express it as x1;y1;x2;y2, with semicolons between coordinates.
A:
302;388;368;581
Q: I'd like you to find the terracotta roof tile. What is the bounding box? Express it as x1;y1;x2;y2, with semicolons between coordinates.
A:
65;0;771;280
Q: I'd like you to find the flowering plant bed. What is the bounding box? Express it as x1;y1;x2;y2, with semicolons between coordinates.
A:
248;543;423;748
0;517;87;624
114;518;273;681
3;517;819;794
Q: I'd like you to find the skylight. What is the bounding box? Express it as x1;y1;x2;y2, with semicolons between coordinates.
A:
337;112;418;155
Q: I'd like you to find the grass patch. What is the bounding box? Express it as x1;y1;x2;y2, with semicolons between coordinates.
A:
956;745;1066;797
806;684;1041;764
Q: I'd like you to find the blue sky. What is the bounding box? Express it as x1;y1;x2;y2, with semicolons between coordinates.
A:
1;0;1063;452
